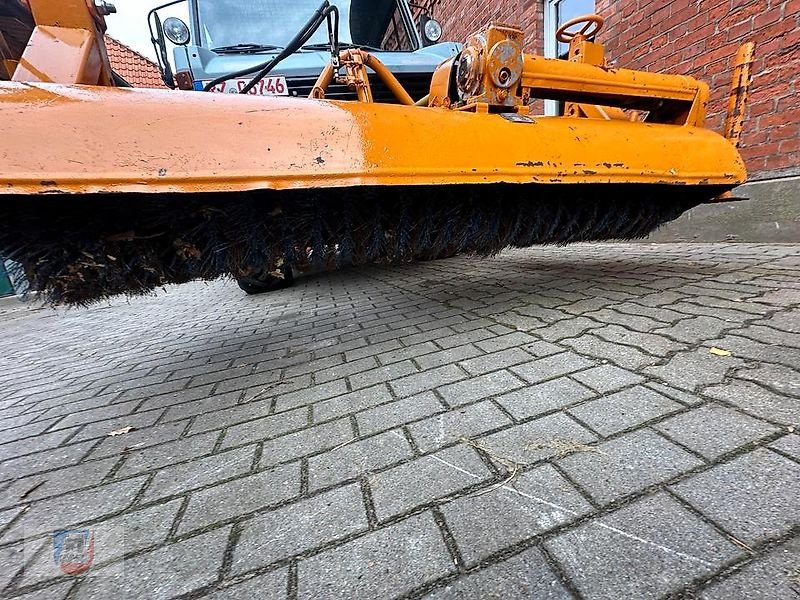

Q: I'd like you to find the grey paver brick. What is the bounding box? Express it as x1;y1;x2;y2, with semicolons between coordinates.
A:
296;512;454;599
456;348;532;376
530;317;600;342
369;444;492;521
414;346;484;374
115;431;219;477
0;441;95;483
496;377;596;420
475;332;537;353
349;360;419;391
594;324;686;355
477;412;598;465
88;421;190;460
705;380;799;425
437;370;524;407
571;363;646;393
568;386;683;436
76;526;231;600
19;499;183;587
0;429;77;462
655;403;780;460
2;477;146;543
178;462;299;534
770;433;800;460
0;416;53;444
408;401;512;453
0;542;36;594
423;546;572;599
734;363;800;398
220;407;308;449
240;375;313;402
312;384;394;422
356;392;444;436
489;310;545;331
645;381;703;406
10;582;71;600
232;483;368;573
730;325;800;348
522;340;564;357
699;537;800;600
0;457;117;507
259;418;354;468
204;568;288;600
314;356;379;384
434;329;494;350
390;364;467;398
378;342;438;365
159;391;240;422
45;400;140;433
273;380;348;411
344;339;402;362
670;448;800;545
115;378;192;402
545;492;740;600
510;351;596;384
584;307;664;332
563;334;657;370
644;350;744;392
755;309;800;332
142;445;257;503
440;464;592;566
188;399;275;435
557;429;703;504
308;430;413;490
68;409;165;444
708;334;800;370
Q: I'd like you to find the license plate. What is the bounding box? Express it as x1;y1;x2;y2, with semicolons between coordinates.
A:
200;76;289;96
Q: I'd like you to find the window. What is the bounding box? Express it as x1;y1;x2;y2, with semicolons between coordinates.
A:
195;0;418;52
543;0;595;114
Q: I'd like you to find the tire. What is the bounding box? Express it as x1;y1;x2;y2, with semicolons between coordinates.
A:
237;266;294;295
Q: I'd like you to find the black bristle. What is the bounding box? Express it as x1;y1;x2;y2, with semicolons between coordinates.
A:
0;183;723;305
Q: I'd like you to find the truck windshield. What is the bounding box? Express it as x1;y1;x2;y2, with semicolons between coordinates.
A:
196;0;418;52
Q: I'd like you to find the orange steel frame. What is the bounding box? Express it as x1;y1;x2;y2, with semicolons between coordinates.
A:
2;1;750;197
10;0;747;138
11;0;113;86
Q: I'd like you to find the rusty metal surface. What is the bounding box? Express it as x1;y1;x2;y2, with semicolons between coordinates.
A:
724;42;756;148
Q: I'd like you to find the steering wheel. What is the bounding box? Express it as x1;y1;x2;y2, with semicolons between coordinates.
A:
556;14;605;43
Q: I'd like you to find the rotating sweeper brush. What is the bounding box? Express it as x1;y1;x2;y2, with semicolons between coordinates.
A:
0;1;753;305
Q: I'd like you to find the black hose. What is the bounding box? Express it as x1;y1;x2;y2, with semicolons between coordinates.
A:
201;1;336;93
239;3;339;94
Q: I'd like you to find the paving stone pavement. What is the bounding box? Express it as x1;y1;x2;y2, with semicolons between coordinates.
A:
0;243;799;600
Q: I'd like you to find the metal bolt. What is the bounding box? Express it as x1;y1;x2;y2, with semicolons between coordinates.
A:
95;0;117;15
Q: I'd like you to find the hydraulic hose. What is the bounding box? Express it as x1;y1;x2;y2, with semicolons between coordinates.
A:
202;1;338;93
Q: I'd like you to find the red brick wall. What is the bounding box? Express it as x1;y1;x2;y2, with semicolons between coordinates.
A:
416;0;799;180
416;0;545;53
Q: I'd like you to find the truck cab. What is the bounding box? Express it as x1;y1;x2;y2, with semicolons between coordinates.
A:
151;0;460;102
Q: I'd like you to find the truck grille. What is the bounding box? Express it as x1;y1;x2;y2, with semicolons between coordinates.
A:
286;73;432;103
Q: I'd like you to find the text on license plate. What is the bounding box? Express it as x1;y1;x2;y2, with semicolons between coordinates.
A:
200;76;289;95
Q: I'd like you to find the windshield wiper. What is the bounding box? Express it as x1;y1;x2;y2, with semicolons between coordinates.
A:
212;44;284;54
301;42;384;52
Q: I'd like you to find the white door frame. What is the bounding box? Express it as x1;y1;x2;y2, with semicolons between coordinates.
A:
543;0;561;115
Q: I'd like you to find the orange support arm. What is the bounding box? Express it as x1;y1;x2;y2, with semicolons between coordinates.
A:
724;42;756;147
11;0;115;86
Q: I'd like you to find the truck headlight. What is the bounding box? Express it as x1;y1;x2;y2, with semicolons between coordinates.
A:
164;17;190;46
423;18;443;45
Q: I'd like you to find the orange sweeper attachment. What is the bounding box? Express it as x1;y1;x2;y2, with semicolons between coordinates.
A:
0;0;754;304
